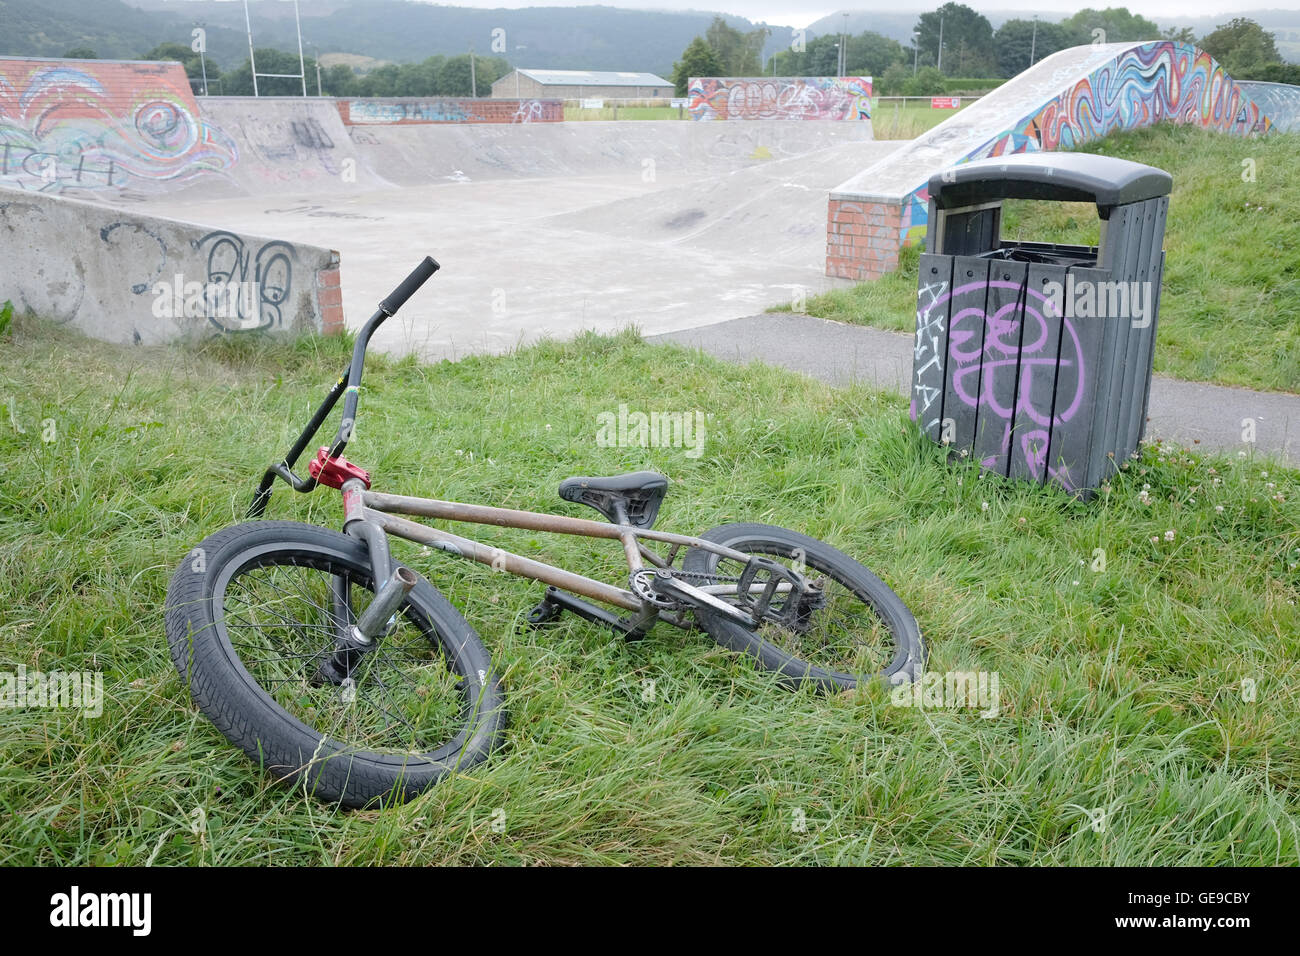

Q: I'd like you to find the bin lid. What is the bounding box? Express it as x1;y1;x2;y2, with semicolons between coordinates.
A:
928;152;1172;213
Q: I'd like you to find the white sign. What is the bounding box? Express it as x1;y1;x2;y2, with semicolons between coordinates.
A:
581;98;604;109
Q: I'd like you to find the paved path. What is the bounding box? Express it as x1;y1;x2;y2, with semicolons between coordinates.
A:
651;313;1300;464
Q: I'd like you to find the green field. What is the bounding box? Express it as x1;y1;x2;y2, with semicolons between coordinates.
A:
787;125;1300;394
2;319;1297;864
562;97;967;134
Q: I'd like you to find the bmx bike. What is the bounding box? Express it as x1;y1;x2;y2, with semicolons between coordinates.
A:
164;258;925;808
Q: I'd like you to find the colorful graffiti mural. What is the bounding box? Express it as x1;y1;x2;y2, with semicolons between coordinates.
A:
896;42;1270;244
689;76;872;121
0;57;235;193
338;98;562;125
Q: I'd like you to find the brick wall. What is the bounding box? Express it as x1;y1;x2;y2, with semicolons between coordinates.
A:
337;98;562;125
825;198;904;280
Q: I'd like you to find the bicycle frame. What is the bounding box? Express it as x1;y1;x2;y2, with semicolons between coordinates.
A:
251;257;811;646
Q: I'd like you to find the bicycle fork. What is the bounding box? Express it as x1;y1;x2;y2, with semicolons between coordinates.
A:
314;478;412;686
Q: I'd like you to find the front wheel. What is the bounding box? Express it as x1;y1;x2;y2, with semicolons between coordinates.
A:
164;520;506;808
681;523;924;692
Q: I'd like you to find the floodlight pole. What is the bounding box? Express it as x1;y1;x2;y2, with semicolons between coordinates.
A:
294;0;308;96
243;0;259;96
1029;17;1038;67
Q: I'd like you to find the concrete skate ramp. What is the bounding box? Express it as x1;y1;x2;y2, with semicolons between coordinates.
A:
547;139;901;268
348;119;876;187
138;125;890;360
168;97;388;200
1236;81;1300;132
827;41;1273;279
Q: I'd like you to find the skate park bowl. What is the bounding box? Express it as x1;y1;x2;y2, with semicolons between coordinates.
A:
0;47;1284;358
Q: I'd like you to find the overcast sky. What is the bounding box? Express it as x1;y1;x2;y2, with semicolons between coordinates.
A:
389;2;1298;31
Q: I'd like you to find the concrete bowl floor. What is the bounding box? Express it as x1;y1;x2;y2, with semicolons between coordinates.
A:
138;129;902;360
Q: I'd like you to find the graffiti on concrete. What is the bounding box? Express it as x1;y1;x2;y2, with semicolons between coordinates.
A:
342;98;562;125
897;41;1270;243
193;231;295;333
0;58;235;193
689;76;872;121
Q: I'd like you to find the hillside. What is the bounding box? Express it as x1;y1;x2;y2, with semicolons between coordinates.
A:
0;0;800;74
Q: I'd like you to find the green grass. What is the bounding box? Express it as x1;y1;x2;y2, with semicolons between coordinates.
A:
560;99;964;135
872;97;972;139
2;317;1298;865
787;125;1300;394
564;106;688;121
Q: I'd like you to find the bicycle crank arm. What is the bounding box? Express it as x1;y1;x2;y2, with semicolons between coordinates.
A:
647;569;757;628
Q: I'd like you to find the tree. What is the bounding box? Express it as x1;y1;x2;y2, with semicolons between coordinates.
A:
1060;8;1161;46
322;64;358;97
846;32;907;77
141;41;218;85
704;15;768;75
915;4;996;76
222;48;314;96
877;62;909;96
671;36;722;96
993;19;1073;78
903;66;947;96
1200;18;1281;76
63;47;98;59
1161;26;1198;45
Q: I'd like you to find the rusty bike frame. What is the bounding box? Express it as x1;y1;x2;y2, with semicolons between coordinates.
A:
249;258;816;653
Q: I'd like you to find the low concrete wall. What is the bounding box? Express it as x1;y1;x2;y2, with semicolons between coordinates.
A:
0;186;342;344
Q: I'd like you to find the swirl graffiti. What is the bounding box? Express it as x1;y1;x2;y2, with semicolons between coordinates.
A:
897;42;1271;243
0;60;235;192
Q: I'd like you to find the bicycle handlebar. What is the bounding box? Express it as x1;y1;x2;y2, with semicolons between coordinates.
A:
248;256;441;517
380;256;440;316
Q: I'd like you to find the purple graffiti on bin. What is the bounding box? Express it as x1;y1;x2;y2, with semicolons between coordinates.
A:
915;279;1084;488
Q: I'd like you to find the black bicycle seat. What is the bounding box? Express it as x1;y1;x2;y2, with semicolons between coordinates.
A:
558;471;669;528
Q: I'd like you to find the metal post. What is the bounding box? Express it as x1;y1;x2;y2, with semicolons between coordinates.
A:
293;0;307;96
242;0;258;97
198;29;209;96
937;15;944;73
470;47;477;97
1029;17;1038;67
912;31;919;75
841;12;849;78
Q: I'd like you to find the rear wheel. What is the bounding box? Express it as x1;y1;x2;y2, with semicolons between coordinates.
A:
165;520;505;808
681;523;924;692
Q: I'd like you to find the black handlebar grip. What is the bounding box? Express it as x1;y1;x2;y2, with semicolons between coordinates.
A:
379;256;440;316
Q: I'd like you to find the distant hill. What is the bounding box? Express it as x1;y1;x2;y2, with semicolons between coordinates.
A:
105;0;799;75
3;1;1294;76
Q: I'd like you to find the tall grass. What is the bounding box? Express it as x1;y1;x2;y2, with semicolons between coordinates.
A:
1;318;1296;864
